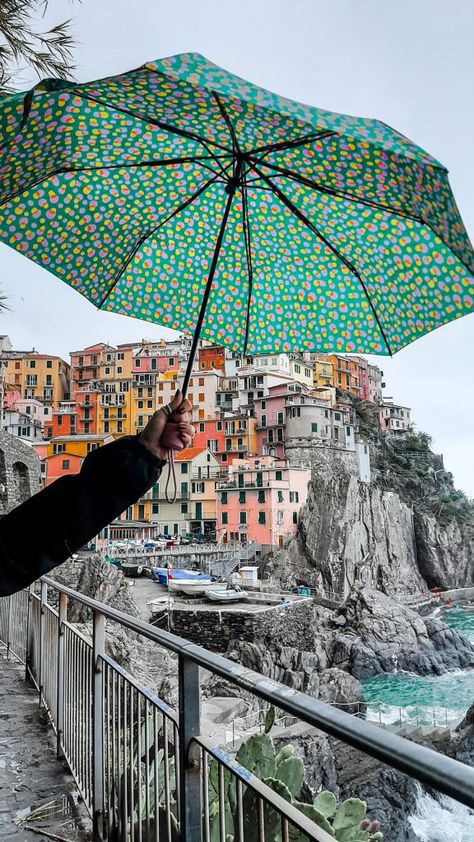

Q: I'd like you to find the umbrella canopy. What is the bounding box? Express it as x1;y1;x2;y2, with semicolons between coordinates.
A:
1;52;473;373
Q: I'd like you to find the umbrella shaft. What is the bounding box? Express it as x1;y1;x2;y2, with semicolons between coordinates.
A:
181;158;242;398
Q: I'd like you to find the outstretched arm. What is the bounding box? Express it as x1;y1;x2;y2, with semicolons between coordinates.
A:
0;392;193;596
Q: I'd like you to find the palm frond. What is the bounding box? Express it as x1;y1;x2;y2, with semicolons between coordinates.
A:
0;1;78;96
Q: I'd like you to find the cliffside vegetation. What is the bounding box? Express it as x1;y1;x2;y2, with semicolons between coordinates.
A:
348;395;474;528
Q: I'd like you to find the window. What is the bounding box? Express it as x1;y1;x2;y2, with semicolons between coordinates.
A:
278;490;284;503
181;502;188;514
169;358;175;366
261;415;267;427
257;489;265;503
277;412;284;425
181;462;188;474
261;400;266;409
221;492;227;504
277;510;283;525
163;525;169;536
294;364;301;373
199;422;205;432
46;360;52;368
30;360;36;368
275;470;282;481
147;400;153;409
199;377;205;386
135;359;141;367
117;421;123;433
239;491;246;504
53;443;65;454
62;459;70;470
217;421;222;431
104;422;109;433
181;481;188;495
335;412;341;421
46;374;52;385
138;504;145;520
311;423;318;433
346;426;351;436
57;415;63;426
193;482;204;494
256;472;263;488
199;393;205;403
117;367;123;374
138;400;143;408
105;367;110;375
222;512;228;524
152;503;159;515
258;512;266;524
239;511;247;525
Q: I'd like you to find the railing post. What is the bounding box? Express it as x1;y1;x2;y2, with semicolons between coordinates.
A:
92;610;105;841
38;581;48;706
25;586;33;682
178;654;202;842
6;594;12;660
56;592;68;759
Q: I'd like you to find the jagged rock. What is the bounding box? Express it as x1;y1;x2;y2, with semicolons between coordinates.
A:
318;667;366;715
51;555;138;621
275;466;427;598
414;512;474;588
330;588;474;678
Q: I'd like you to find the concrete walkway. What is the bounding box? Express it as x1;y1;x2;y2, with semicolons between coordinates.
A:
0;654;90;841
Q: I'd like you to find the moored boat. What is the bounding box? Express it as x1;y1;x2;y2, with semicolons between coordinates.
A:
204;588;249;603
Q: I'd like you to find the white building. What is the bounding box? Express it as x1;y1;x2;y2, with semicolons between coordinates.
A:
379;399;412;435
3;409;43;440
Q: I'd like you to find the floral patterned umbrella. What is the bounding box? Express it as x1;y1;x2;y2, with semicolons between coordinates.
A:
1;52;473;391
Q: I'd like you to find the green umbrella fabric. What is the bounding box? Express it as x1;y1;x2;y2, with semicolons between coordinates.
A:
1;51;473;357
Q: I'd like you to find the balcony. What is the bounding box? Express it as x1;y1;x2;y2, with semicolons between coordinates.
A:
3;580;470;842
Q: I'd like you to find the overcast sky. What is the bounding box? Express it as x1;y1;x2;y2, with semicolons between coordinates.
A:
1;0;473;492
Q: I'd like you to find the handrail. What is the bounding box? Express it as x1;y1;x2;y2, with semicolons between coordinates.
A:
40;576;474;810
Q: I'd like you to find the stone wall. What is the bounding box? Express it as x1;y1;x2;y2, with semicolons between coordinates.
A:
169;600;315;653
285;438;359;474
0;432;41;514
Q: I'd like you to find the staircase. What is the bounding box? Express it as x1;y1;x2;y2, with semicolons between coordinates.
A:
210;541;261;578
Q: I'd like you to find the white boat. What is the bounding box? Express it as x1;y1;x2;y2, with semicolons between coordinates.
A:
168;579;222;596
205;588;249;604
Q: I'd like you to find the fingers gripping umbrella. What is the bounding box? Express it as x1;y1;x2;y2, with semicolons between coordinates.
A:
1;52;474;406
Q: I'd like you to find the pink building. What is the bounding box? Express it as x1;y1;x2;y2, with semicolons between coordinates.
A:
216;456;311;552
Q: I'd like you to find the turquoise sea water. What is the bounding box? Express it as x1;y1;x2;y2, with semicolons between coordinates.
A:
362;607;474;840
362;607;474;727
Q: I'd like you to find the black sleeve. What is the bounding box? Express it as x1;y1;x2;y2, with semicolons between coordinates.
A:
0;435;165;596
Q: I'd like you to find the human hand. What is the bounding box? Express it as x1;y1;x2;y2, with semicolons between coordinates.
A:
139;390;195;461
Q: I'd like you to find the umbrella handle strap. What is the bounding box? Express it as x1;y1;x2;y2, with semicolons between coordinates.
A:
165;450;178;504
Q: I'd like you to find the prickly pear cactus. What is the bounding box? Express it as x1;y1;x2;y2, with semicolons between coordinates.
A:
206;709;383;842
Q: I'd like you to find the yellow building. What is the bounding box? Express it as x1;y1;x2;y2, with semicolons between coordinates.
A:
312;354;334;391
1;349;70;407
47;433;114;458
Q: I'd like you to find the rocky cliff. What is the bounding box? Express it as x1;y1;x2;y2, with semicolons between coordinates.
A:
268;427;474;596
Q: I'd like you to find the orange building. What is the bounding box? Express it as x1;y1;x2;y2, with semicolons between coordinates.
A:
197;345;225;372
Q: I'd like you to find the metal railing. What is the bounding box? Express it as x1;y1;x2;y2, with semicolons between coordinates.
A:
2;577;474;842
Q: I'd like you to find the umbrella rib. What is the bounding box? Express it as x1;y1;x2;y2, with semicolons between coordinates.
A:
248;129;336;160
97;169;226;310
251;158;424;223
250;162;393;355
0;154;230;211
241;170;254;355
71;90;233;155
212;92;241;156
